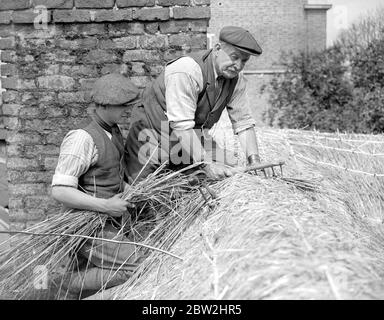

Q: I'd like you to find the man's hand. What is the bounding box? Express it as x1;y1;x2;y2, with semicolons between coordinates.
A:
104;193;135;218
247;154;262;166
203;162;238;180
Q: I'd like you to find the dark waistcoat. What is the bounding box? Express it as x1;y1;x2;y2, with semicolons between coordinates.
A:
78;119;124;199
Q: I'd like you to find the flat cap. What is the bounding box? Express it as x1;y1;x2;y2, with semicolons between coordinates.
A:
219;26;262;55
91;73;141;106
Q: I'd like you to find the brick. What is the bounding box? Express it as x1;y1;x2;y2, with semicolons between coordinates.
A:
43;51;77;64
43;157;58;170
0;0;30;11
68;106;88;117
19;107;42;119
138;34;167;49
7;132;42;145
14;24;60;39
24;118;66;130
7;158;40;170
0;11;12;24
9;209;47;222
8;170;54;183
113;36;137;49
3;117;19;130
158;0;190;6
159;20;189;34
1;78;20;90
32;0;74;9
194;0;210;4
107;22;144;36
169;33;207;49
57;38;97;50
8;198;24;210
43;106;68;118
24;145;60;156
1;64;17;76
144;22;159;34
25;196;58;211
2;91;20;103
129;62;146;76
2;104;22;116
83;50;118;64
75;0;114;8
94;9;133;22
0;37;15;50
60;65;98;77
116;0;155;7
189;19;208;32
163;48;184;60
37;75;75;90
173;7;210;19
148;64;163;76
79;78;97;90
12;9;52;24
130;76;150;88
58;91;89;104
53;9;90;23
43;64;60;76
100;64;122;75
1;50;17;63
123;49;161;62
134;8;170;21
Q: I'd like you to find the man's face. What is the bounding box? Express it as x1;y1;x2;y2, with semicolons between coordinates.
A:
103;104;129;124
214;43;251;79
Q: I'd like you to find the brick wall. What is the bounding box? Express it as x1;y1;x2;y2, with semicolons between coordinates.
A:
208;0;330;125
0;0;210;230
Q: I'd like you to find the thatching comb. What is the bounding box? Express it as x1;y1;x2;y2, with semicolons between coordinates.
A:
243;161;285;178
187;172;217;209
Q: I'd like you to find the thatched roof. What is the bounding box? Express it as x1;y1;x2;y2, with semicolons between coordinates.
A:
88;127;384;300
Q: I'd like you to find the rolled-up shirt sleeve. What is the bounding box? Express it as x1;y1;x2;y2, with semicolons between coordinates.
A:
51;129;98;188
165;57;203;131
226;73;256;134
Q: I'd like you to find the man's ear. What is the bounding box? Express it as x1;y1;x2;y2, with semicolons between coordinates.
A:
213;43;221;53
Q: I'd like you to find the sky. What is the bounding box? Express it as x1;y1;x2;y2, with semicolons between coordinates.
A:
326;0;384;46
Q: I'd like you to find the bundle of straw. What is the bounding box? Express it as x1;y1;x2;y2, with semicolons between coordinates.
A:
0;163;205;300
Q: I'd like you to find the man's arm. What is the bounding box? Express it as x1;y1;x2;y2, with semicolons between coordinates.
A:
51;129;131;217
238;127;261;164
226;74;261;164
165;58;238;179
172;129;237;179
52;186;130;217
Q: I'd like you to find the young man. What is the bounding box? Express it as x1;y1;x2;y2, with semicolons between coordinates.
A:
124;26;263;182
51;73;144;296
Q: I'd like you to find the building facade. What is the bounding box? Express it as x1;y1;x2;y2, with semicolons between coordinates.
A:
208;0;331;124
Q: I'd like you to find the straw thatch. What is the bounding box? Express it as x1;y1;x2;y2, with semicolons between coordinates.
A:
2;123;384;300
88;127;384;300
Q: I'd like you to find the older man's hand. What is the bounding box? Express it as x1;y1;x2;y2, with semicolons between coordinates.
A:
202;162;238;180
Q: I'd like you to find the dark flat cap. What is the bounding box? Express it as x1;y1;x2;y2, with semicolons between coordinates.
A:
91;73;141;106
219;26;262;55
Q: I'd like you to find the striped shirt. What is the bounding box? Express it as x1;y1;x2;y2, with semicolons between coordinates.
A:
52;128;112;188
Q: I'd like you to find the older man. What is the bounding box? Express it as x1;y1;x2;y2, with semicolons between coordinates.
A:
124;26;262;181
51;73;144;296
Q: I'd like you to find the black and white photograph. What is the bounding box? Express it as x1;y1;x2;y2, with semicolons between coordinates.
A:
0;0;384;305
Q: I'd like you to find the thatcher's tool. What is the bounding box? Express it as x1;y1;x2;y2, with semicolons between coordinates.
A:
187;171;217;209
243;161;285;178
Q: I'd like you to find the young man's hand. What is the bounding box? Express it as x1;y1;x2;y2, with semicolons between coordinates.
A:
104;193;135;217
